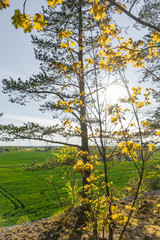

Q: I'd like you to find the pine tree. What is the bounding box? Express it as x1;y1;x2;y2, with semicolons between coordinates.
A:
2;0;110;197
138;0;160;124
2;2;117;237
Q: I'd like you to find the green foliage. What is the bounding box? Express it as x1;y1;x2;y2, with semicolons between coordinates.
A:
0;150;157;228
0;146;23;153
0;151;68;227
51;146;79;165
26;146;82;207
63;180;80;206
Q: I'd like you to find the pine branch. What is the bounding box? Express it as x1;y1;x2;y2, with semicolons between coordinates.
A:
106;0;160;32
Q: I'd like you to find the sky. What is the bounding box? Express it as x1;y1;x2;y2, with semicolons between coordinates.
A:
0;1;41;118
0;0;58;145
0;0;54;145
0;1;156;146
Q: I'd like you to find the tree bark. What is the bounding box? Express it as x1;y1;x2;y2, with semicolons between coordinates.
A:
78;0;90;199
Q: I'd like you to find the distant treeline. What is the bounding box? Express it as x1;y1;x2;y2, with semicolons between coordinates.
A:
0;146;24;153
0;146;58;153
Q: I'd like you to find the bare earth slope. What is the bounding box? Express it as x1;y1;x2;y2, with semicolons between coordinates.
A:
0;191;160;240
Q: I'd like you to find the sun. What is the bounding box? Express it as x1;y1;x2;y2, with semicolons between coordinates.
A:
105;84;127;103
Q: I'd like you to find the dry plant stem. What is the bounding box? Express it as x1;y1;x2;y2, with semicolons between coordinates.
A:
94;46;114;239
112;161;133;195
119;161;145;240
87;33;113;238
51;180;67;214
96;80;113;240
119;117;141;175
87;109;103;156
118;71;146;240
92;44;105;239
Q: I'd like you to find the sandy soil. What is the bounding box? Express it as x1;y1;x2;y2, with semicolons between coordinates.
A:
0;191;160;240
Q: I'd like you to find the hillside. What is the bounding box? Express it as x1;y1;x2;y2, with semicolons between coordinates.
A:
0;191;160;240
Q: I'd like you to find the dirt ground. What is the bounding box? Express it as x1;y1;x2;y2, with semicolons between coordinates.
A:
0;191;160;240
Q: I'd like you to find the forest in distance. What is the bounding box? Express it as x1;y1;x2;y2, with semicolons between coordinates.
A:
0;146;58;153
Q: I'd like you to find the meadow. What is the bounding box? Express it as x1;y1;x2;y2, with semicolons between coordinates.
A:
0;150;159;228
0;150;70;227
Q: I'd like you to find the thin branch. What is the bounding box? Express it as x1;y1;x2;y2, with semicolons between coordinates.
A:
106;0;160;32
142;67;160;81
15;135;81;149
23;0;27;15
129;0;138;13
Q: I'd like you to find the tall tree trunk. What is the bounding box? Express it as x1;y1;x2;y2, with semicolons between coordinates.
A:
74;2;92;236
103;155;113;240
78;0;90;198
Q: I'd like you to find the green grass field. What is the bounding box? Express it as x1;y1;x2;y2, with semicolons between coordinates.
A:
0;150;159;227
0;151;72;227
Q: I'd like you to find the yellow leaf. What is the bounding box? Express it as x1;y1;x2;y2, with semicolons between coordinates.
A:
33;14;48;31
47;0;64;8
0;0;10;10
71;42;76;47
156;131;160;136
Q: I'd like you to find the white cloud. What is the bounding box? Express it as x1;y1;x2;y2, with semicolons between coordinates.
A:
1;114;59;126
